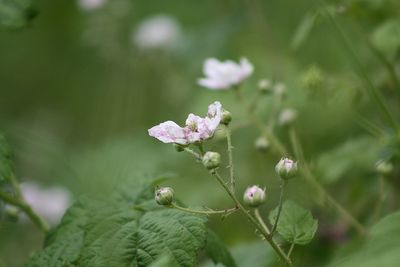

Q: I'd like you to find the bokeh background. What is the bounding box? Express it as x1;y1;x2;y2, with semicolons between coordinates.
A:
1;0;400;266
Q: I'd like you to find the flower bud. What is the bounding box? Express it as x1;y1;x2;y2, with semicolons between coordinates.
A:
243;185;266;207
202;151;221;169
155;187;175;206
258;79;272;94
278;108;297;126
376;160;393;176
221;110;232;125
254;136;270;152
273;82;286;98
275;158;298;180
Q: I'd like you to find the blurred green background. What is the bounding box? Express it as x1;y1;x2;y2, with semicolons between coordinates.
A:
1;0;400;266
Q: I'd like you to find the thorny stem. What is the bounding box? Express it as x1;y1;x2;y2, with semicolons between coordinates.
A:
170;203;238;216
225;125;235;191
254;208;271;235
233;87;367;236
0;190;49;233
212;170;293;266
271;179;286;235
289;127;367;236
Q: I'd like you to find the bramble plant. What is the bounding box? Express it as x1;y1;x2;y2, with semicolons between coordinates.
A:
2;1;400;266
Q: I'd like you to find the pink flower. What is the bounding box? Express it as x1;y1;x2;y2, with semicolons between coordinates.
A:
148;101;223;144
198;58;253;90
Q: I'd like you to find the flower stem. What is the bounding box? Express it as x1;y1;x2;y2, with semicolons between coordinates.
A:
271;180;286;235
289;127;367;236
183;147;202;161
233;89;367;236
0;190;49;233
287;242;295;258
225;125;235;191
170;203;238;216
211;170;293;266
254;208;271;235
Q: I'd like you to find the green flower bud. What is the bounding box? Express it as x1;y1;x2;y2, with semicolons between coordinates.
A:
221;110;232;125
243;185;266;207
202;151;221;169
376;160;393;176
155;187;175;206
255;136;270;152
275;158;298;180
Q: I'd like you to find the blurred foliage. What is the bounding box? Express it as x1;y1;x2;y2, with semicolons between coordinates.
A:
0;0;399;266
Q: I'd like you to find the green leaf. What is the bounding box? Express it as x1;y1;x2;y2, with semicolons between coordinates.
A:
291;12;316;50
329;211;400;267
204;230;236;267
371;19;400;58
269;200;318;245
0;133;13;182
315;136;381;185
0;0;36;29
229;241;276;267
26;178;208;267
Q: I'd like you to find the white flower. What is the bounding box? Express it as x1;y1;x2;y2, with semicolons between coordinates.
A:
148;101;223;144
78;0;106;11
133;15;181;50
21;182;72;224
198;58;253;90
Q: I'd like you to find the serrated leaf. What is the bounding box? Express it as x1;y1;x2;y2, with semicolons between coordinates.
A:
204;230;236;267
26;178;208;267
291;12;316;50
371;19;400;58
269;200;318;245
329;211;400;267
0;0;36;29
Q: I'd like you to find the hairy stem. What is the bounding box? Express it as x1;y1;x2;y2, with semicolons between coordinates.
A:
225;126;235;191
212;170;293;266
183;147;202;161
271;180;286;235
171;203;238;216
0;190;49;233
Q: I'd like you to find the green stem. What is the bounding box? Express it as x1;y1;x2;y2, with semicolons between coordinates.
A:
254;208;271;235
271;180;286;235
183;147;202;161
233;88;367;236
0;190;49;233
235;89;287;154
287;242;295;258
289;127;367;236
171;203;238;216
318;0;398;131
212;170;293;266
225;126;235;191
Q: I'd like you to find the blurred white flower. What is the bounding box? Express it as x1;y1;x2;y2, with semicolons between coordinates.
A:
133;15;182;50
273;82;286;97
78;0;106;11
21;182;72;225
198;58;253;90
278;108;297;126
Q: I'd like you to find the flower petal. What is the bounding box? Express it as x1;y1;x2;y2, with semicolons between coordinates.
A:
148;121;188;145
